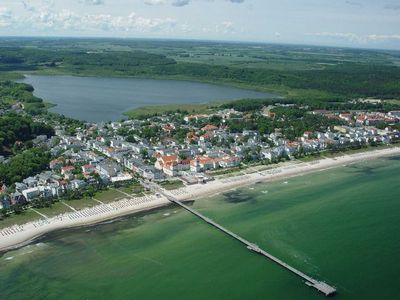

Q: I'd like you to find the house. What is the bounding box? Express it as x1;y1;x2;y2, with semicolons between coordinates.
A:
163;159;190;177
143;167;164;181
388;111;400;119
339;113;352;122
201;124;218;132
96;160;121;178
219;156;241;168
61;166;75;175
216;109;242;120
23;177;38;188
110;139;122;148
184;114;209;122
0;194;11;209
50;159;64;171
70;179;87;190
82;164;96;174
22;187;41;201
162;123;175;133
190;156;217;172
155;155;178;170
12;192;27;206
111;173;133;183
15;182;28;192
261;147;284;160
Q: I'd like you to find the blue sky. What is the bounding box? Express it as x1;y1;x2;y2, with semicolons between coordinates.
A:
0;0;400;49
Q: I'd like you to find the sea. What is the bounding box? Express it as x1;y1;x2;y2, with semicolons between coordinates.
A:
1;156;399;300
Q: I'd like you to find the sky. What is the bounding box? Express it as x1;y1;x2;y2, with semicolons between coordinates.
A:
0;0;400;50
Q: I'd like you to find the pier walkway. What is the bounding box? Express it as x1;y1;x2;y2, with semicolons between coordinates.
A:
155;187;336;297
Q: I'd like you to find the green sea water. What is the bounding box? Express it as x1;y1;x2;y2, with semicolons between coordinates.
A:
1;156;400;300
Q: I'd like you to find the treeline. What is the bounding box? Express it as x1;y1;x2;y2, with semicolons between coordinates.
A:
0;114;54;155
0;147;51;185
153;62;400;99
221;97;400;113
0;47;175;72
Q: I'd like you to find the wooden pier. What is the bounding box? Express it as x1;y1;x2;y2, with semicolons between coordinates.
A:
158;189;336;297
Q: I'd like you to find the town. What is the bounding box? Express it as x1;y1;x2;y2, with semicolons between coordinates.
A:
1;99;399;213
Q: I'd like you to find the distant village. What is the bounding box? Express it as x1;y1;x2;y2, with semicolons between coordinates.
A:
1;101;400;210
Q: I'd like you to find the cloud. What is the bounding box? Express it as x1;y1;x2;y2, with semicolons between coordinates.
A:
310;32;364;43
221;21;233;28
384;4;400;10
0;7;12;27
145;0;167;5
83;0;105;5
22;1;35;12
8;5;176;33
215;21;235;34
367;34;400;41
170;0;245;7
309;32;400;44
345;1;362;7
172;0;190;7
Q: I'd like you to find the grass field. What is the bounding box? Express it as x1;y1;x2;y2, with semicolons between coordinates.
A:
160;180;185;190
0;209;41;229
117;183;145;195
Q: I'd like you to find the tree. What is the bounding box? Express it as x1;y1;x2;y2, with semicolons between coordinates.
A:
84;186;96;198
126;135;136;143
140;148;149;159
0;147;51;185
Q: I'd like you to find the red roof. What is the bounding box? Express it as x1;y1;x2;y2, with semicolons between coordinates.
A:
62;166;75;172
160;155;178;164
201;124;218;131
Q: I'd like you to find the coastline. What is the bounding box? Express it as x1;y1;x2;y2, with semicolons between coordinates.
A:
1;146;399;253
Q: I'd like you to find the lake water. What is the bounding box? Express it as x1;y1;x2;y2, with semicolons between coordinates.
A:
22;75;274;122
1;156;399;299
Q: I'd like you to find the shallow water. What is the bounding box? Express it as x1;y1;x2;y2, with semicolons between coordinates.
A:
1;157;399;299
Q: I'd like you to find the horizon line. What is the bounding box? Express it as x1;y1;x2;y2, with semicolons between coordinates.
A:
0;35;399;52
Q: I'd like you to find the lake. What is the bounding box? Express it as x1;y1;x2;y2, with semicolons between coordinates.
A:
1;156;400;299
22;75;274;122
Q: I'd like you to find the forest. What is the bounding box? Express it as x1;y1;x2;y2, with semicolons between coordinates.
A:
0;147;51;185
0;80;47;114
0;114;54;156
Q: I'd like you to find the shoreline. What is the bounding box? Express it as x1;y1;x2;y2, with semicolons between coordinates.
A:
1;146;399;253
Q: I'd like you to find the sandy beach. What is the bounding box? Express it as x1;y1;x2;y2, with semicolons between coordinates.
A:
1;146;399;253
